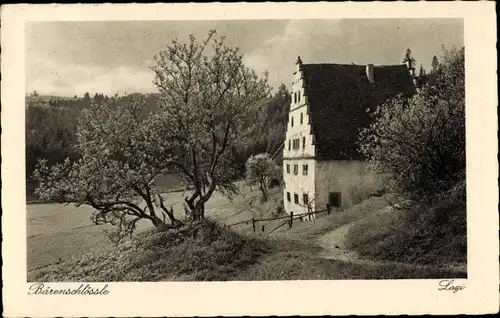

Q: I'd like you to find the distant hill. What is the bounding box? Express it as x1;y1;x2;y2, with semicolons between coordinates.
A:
26;94;81;102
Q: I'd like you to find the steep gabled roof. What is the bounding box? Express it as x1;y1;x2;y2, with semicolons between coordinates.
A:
301;63;415;160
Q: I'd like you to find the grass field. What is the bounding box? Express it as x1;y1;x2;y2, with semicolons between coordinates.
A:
27;182;276;270
27;184;466;281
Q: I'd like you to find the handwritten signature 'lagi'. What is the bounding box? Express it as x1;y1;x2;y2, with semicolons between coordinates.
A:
438;279;466;293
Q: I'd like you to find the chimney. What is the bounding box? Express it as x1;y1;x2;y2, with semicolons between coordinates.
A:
366;64;374;83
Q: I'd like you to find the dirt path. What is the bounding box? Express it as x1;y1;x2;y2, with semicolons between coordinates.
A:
316;207;467;274
317;222;362;263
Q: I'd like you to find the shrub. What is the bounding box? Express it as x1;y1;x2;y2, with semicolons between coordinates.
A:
358;46;465;202
353;46;466;265
245;153;280;202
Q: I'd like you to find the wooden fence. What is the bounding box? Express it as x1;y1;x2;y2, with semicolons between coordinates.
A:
227;203;336;234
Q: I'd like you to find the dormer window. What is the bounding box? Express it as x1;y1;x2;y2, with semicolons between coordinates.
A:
291;116;294;127
300;113;303;124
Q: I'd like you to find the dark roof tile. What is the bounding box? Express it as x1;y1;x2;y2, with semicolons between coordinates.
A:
301;63;415;160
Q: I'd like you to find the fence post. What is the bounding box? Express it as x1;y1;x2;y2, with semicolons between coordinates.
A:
327;203;331;215
252;218;256;232
290;212;294;229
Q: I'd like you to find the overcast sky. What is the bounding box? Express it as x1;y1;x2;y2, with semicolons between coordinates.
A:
26;19;463;97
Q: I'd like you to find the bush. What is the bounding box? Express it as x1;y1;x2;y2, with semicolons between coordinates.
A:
353;46;466;266
359;46;465;202
29;219;270;282
245;153;280;202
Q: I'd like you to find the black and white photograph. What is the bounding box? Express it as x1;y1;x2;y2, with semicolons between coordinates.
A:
24;17;468;281
2;2;498;317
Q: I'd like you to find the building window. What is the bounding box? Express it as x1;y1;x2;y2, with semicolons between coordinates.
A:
291;116;294;127
294;193;299;204
288;140;291;151
303;164;308;175
303;193;309;205
300;113;303;124
287;192;291;202
292;138;300;150
293;164;298;175
302;136;306;149
328;192;342;207
286;164;290;174
298;91;301;103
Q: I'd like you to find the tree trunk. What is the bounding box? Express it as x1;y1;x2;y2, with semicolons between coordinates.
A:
138;186;172;229
259;180;268;202
150;215;168;231
190;176;216;221
157;194;183;227
191;202;205;221
162;206;183;228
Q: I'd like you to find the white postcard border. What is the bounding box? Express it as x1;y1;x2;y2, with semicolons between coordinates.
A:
1;2;498;316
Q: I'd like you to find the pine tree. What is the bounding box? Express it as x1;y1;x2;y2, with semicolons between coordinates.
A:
403;48;417;70
418;64;427;87
419;64;426;77
431;55;439;73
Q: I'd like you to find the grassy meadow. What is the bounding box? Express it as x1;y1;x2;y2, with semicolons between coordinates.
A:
28;183;466;281
27;182;277;270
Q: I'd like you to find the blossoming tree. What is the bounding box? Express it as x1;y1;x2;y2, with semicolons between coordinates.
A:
34;96;182;242
151;30;271;220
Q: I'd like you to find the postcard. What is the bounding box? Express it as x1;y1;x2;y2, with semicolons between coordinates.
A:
1;2;498;316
